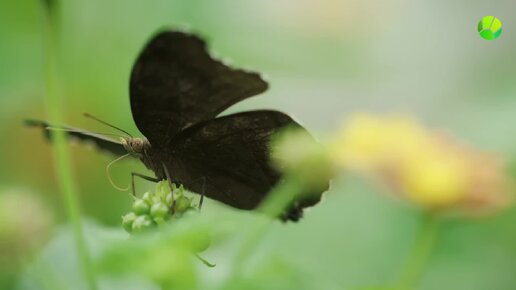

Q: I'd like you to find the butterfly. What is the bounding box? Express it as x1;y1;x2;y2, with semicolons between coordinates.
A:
27;30;329;221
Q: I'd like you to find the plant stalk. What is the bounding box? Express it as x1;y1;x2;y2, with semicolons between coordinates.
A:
232;174;304;273
41;2;98;290
395;213;440;290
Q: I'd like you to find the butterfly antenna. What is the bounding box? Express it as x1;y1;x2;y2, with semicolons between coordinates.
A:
83;113;133;137
106;154;131;192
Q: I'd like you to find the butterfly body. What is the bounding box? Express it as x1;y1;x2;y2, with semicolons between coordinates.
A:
121;137;150;157
120;137;156;172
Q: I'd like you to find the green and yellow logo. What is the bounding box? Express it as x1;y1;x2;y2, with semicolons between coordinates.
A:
478;16;503;40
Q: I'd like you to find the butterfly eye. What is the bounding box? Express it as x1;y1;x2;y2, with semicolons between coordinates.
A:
130;139;148;155
135;142;143;153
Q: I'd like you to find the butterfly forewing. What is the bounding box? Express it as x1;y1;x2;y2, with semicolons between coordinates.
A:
130;31;268;147
25;120;127;156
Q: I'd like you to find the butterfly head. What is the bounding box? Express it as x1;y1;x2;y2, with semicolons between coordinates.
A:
121;137;151;158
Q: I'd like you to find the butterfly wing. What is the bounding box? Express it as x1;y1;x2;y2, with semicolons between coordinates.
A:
25;119;127;156
160;110;328;221
130;31;268;147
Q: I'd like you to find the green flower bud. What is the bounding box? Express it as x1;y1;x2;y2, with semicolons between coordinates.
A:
176;195;193;213
157;180;171;196
133;199;150;215
132;215;153;233
141;192;153;205
150;202;169;219
173;185;184;197
121;212;137;233
163;181;172;193
156;181;163;193
271;128;334;188
165;193;173;207
151;195;162;205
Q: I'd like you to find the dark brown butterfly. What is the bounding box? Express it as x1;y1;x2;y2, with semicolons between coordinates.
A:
27;30;328;221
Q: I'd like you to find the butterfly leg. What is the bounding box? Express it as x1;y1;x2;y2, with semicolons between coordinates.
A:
161;163;179;214
131;172;160;197
197;177;206;212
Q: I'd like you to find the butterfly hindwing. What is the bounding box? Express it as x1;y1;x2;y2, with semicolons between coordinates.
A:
158;110;327;220
130;31;268;147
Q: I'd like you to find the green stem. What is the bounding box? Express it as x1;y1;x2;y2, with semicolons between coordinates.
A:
41;2;97;290
395;213;440;290
232;174;304;274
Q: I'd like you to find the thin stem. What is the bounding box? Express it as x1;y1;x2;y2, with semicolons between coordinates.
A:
395;213;440;290
41;2;98;290
232;174;304;274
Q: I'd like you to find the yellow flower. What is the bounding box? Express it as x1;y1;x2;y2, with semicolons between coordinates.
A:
330;113;428;172
330;113;512;212
401;140;469;208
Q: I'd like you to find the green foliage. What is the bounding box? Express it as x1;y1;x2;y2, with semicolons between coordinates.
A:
99;210;219;289
223;258;317;290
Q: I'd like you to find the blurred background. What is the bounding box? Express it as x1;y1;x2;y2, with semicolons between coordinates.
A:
1;0;516;289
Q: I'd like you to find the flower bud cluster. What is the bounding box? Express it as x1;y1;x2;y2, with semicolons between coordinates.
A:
122;181;196;233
